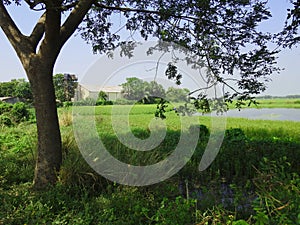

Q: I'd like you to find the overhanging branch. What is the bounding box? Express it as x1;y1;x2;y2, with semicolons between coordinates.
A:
93;1;198;22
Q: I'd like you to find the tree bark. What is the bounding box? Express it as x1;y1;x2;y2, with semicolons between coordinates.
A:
26;59;62;190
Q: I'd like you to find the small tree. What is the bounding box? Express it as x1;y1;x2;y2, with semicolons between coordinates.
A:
121;78;166;104
146;81;166;100
98;91;108;101
121;77;147;101
53;73;78;103
166;87;190;103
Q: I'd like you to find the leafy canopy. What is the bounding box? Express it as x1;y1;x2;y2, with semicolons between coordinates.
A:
0;79;33;102
121;77;165;104
53;74;78;103
2;0;300;109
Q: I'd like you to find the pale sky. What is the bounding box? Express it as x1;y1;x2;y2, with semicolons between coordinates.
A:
0;1;299;96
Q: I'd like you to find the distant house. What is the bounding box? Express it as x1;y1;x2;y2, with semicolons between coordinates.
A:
75;84;123;101
0;97;20;104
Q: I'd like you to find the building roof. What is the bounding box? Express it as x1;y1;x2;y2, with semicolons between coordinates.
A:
80;84;122;93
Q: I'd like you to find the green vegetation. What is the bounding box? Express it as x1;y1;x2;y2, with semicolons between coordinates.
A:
254;98;300;108
121;77;166;104
53;73;78;104
0;78;33;102
0;102;34;126
224;98;300;110
1;105;300;224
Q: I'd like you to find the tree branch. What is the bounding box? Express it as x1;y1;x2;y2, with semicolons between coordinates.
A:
59;0;94;47
0;1;32;59
29;12;46;50
0;1;26;54
94;2;198;22
36;1;62;61
24;0;45;10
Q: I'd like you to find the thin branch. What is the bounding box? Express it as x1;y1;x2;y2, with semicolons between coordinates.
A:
189;81;218;95
94;2;198;22
24;0;45;10
222;80;242;94
24;0;79;11
112;23;127;36
154;52;166;82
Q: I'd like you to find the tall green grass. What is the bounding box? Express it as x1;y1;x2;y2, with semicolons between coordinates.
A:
0;105;299;224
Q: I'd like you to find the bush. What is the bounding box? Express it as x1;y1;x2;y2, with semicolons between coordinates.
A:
63;101;73;107
0;102;32;126
11;102;30;123
0;115;13;127
0;102;13;114
96;100;113;106
189;124;210;139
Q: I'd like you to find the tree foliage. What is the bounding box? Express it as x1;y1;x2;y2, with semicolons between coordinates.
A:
98;91;108;101
166;87;190;103
81;0;281;103
121;77;165;103
0;101;32;126
121;77;146;101
53;74;78;103
279;0;300;47
0;79;33;102
1;0;300;188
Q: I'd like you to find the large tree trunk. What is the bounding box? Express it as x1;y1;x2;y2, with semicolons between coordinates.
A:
0;0;95;190
27;60;62;190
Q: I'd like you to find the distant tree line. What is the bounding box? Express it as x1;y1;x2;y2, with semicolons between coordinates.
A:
0;78;33;102
257;95;300;99
121;77;190;104
0;74;78;105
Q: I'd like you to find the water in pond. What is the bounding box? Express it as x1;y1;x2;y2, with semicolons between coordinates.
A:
212;108;300;122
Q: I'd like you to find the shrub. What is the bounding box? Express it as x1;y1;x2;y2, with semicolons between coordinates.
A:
96;100;113;106
0;115;13;127
11;102;30;123
189;124;210;139
0;102;32;126
63;101;73;107
0;102;13;114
